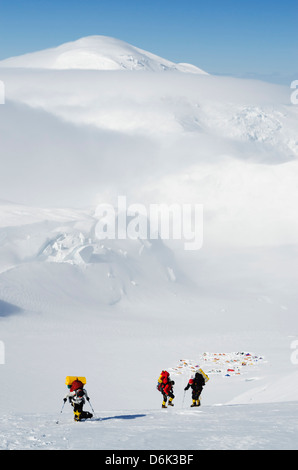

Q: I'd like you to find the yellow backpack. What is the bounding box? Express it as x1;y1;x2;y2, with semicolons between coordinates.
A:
65;376;87;389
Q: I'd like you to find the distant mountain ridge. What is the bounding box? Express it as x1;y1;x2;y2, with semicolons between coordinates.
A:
0;35;208;74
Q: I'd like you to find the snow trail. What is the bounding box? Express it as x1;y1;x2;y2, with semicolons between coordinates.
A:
1;402;297;450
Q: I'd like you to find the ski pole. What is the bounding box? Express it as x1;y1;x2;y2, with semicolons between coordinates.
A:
182;390;186;409
87;398;96;418
56;400;66;424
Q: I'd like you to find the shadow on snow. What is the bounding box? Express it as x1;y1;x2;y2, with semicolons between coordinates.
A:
95;414;147;422
0;299;22;317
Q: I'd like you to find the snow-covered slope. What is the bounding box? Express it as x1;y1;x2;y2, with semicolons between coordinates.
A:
0;37;298;450
0;68;297;211
0;201;190;312
0;35;207;74
2;402;298;450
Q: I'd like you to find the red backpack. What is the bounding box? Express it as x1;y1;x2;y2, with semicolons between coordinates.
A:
70;379;84;393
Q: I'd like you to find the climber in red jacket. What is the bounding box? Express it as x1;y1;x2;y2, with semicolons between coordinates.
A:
157;370;175;408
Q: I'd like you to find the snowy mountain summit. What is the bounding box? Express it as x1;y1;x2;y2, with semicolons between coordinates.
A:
0;35;207;74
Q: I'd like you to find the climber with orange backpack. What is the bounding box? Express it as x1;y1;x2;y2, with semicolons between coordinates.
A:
63;376;93;421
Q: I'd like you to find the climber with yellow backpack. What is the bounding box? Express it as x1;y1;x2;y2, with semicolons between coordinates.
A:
184;369;209;407
63;376;94;421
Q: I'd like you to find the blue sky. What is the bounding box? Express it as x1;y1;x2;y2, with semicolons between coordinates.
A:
0;0;297;83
